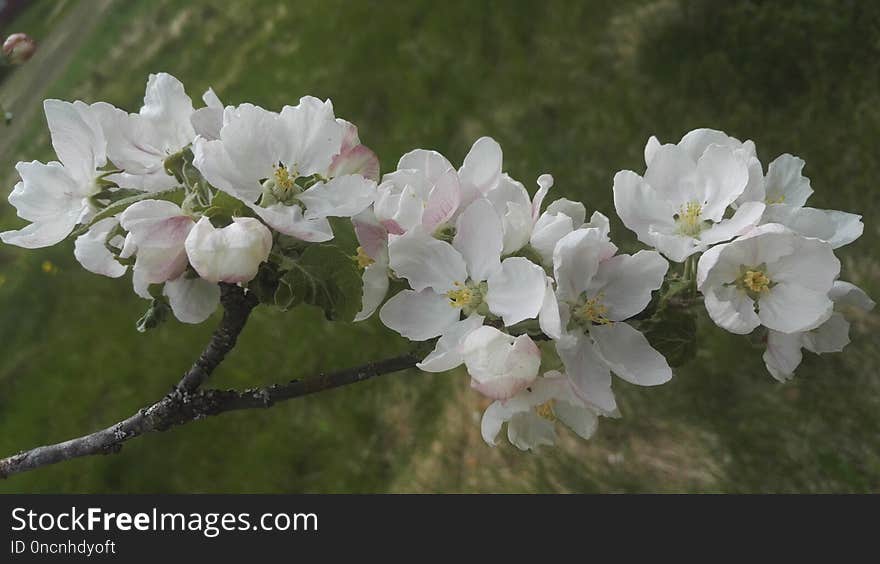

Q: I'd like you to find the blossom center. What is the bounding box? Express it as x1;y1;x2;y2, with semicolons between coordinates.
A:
446;280;487;315
355;246;374;269
535;400;556;422
273;164;295;192
731;264;774;299
765;194;785;204
675;200;706;237
742;269;771;294
572;294;610;327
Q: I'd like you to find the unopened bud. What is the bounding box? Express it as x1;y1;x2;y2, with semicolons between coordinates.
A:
2;33;37;65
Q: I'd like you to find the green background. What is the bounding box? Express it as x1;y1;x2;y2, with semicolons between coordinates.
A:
0;0;878;492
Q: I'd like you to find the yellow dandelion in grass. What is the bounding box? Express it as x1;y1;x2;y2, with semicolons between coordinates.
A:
41;260;58;275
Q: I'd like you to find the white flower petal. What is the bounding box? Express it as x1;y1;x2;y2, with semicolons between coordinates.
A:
590;322;672;386
378;289;460;341
245;201;333;242
612;170;676;249
643;144;700;207
164;275;221;324
829;281;875;312
700;201;765;245
44;99;105;184
539;278;563;340
184;217;272;284
463;327;540;400
507;412;557;451
388;227;467;293
552;228;606;303
458;136;502;207
416;314;484;372
556;335;617;415
762;204;863;249
696;143;749;221
763;330;804;382
589;250;668;321
554;399;599;441
486;257;546;326
703;285;761;335
354;261;390;322
803;312;851;354
758;283;833;334
278;96;344;176
764;154;812;207
421;168;461;233
452;199;503;282
299;174;376;219
74;217;127;278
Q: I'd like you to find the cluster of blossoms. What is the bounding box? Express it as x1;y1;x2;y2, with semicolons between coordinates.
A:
3;74;872;452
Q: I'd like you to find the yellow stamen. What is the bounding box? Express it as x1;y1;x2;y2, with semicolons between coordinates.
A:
273;164;294;191
677;200;704;237
535;400;556;421
766;195;785;204
743;270;771;294
355;246;374;269
447;282;474;309
577;295;610;325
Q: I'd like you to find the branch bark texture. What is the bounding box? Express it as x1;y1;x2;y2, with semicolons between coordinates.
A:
0;284;418;479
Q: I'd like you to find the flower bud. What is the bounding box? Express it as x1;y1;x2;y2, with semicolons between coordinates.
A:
463;326;541;400
2;33;37;65
184;217;272;284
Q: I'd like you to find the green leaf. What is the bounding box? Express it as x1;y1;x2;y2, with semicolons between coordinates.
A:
73;186;185;237
275;244;363;321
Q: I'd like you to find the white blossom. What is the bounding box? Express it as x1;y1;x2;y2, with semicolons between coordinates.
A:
540;227;671;414
763;280;875;381
697;223;840;335
481;371;600;451
614;128;765;262
1;100;107;248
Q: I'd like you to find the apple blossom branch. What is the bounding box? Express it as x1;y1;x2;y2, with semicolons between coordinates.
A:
0;285;419;479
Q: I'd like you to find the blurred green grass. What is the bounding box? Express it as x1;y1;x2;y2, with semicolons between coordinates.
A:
0;0;878;493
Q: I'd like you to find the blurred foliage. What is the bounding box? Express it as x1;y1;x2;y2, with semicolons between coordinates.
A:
0;0;878;492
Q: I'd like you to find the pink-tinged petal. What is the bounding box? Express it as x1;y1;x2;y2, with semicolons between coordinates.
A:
421;168;461;233
463;327;540;400
352;210;388;260
119;200;194;284
378;289;460;341
329;144;381;182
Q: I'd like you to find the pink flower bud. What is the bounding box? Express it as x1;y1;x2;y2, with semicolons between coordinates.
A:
3;33;37;65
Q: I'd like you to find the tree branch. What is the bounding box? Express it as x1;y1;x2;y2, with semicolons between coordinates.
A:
0;283;419;479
